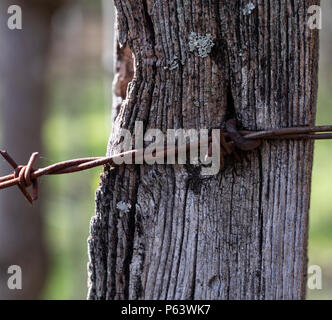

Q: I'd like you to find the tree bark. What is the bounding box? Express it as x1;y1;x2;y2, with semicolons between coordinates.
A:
88;0;320;300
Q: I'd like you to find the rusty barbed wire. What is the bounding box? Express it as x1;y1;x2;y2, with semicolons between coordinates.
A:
1;119;332;204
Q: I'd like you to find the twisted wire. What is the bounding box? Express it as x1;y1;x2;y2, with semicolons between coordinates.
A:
1;119;332;204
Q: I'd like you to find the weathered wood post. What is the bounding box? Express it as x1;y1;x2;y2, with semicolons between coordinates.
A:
88;1;320;300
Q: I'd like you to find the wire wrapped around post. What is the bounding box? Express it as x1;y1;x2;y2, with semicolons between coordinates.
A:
1;119;332;204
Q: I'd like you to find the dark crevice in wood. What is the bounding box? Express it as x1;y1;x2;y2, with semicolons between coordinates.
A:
143;0;156;46
164;171;177;297
113;43;134;122
225;83;237;121
257;148;264;299
173;180;189;298
191;211;199;300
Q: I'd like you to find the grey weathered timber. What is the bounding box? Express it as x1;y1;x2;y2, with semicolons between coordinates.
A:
88;0;320;300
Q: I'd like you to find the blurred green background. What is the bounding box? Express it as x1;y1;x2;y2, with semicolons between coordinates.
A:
307;90;332;299
40;1;108;299
36;0;332;300
0;0;331;300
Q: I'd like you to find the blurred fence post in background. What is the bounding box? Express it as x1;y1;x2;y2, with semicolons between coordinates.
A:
0;0;65;299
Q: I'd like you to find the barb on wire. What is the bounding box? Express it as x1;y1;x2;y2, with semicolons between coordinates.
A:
1;119;332;205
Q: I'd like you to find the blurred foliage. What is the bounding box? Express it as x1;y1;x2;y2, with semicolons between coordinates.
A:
36;0;109;300
307;83;332;299
41;68;108;299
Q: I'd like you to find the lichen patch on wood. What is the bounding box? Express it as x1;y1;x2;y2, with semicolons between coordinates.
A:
188;32;215;58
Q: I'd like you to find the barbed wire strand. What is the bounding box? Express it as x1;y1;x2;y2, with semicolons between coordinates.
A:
1;119;332;204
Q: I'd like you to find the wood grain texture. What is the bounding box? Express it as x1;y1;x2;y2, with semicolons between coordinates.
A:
88;0;320;300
